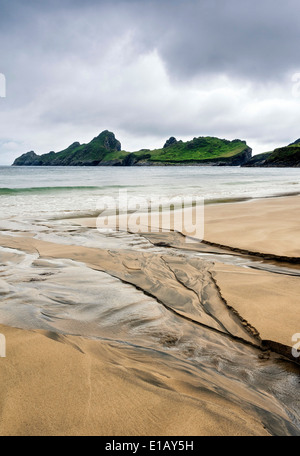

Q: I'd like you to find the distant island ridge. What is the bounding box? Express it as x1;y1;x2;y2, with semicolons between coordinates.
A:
12;130;300;167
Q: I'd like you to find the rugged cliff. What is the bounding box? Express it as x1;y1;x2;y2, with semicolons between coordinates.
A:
243;141;300;167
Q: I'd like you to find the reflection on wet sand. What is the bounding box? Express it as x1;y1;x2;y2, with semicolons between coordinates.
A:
0;209;300;435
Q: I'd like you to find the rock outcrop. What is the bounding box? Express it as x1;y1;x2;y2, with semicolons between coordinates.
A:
243;141;300;167
163;137;178;148
242;152;272;167
13;151;40;166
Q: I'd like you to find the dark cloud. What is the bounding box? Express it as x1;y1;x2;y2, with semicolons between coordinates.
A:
3;0;300;85
128;0;300;82
0;0;300;164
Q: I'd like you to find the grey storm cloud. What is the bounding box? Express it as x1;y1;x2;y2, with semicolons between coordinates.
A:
2;0;300;90
3;0;300;79
1;0;300;164
150;0;300;81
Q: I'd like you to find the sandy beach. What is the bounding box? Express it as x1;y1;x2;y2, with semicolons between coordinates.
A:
204;195;300;258
0;324;271;436
3;0;300;439
0;194;299;435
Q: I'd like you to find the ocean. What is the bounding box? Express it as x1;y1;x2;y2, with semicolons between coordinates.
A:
1;165;299;221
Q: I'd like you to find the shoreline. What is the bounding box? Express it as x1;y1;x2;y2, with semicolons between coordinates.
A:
53;190;300;221
72;194;300;257
204;190;300;206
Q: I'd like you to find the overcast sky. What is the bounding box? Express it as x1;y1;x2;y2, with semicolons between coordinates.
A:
1;0;300;164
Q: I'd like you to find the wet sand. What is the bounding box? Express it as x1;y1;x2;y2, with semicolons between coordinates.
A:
204;195;300;258
0;323;272;436
0;195;299;435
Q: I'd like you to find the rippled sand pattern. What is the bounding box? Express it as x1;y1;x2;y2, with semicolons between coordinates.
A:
0;195;300;436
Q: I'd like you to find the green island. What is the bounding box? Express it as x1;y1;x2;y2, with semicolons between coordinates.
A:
12;130;252;166
12;130;300;167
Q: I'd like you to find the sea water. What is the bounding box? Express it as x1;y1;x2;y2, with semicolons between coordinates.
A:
0;165;299;221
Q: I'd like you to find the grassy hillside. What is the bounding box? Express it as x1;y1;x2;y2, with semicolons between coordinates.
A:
132;137;249;164
263;145;300;167
41;131;126;166
13;131;126;166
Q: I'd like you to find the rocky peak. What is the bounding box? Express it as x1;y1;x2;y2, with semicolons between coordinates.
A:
12;151;38;166
94;130;121;151
163;137;177;148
